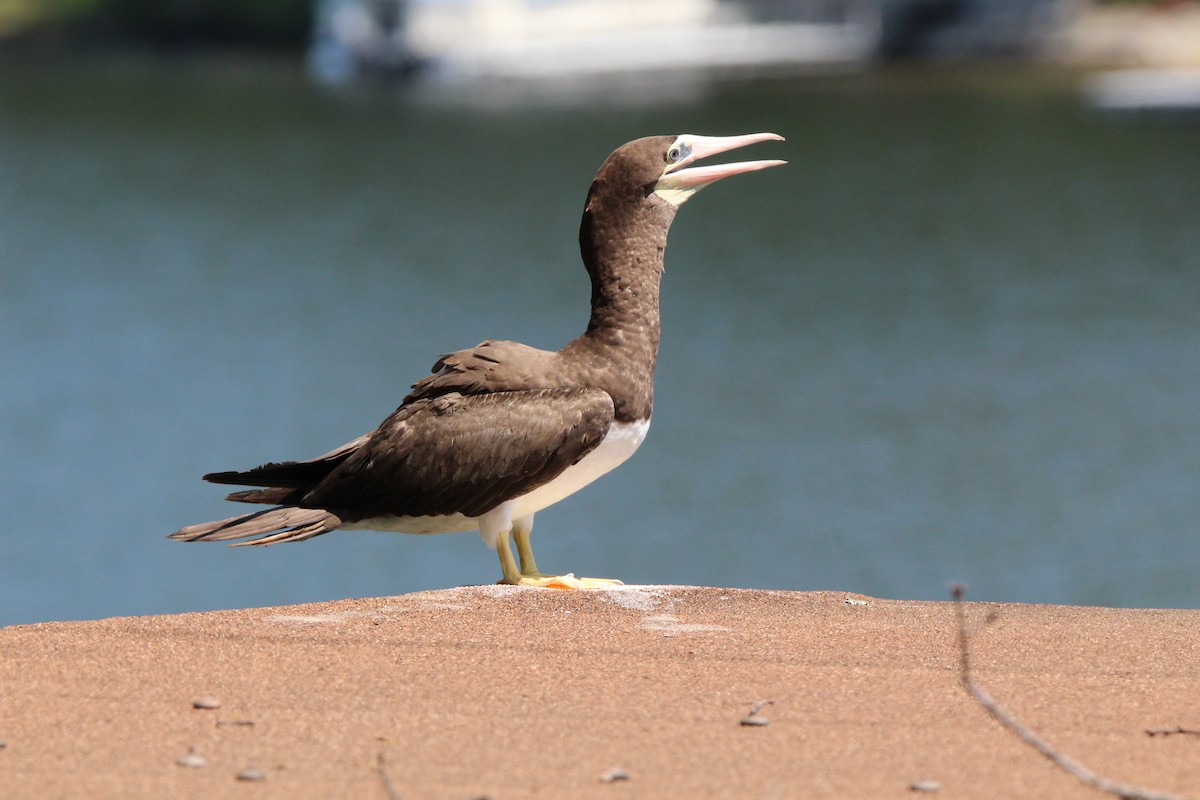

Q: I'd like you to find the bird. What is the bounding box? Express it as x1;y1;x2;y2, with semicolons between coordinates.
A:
169;133;785;589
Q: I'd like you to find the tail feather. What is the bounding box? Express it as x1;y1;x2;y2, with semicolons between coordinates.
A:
225;487;300;505
204;464;315;488
204;434;369;489
229;516;337;546
168;506;342;545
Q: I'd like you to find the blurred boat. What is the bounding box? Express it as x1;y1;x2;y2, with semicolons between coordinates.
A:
309;0;882;86
1084;68;1200;115
309;0;1071;96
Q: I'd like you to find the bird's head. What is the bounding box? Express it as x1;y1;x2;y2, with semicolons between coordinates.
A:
578;133;785;282
652;132;786;207
587;132;786;214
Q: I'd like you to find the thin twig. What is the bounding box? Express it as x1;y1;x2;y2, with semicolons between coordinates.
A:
747;699;775;717
1147;727;1200;738
951;584;1189;800
377;751;404;800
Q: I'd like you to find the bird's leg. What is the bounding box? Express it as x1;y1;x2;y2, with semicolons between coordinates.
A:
479;502;528;585
512;514;542;577
493;520;563;587
509;514;624;590
494;531;524;585
482;506;623;590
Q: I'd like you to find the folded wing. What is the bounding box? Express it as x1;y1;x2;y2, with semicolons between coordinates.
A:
303;387;614;521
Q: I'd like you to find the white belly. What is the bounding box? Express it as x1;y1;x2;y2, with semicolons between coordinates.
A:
509;417;649;519
345;418;650;535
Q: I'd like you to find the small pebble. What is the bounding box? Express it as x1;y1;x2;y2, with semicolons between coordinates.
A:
739;715;769;727
910;779;941;793
175;748;207;768
192;697;222;710
600;767;630;783
236;767;267;782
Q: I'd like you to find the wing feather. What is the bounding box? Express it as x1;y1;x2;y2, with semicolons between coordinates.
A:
302;387;614;521
405;340;563;402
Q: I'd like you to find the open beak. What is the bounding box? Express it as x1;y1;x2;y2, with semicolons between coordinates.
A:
655;132;785;206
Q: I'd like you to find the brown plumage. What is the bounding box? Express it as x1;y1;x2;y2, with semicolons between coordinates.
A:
168;133;784;586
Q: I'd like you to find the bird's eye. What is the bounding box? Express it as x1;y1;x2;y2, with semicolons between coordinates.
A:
667;145;684;163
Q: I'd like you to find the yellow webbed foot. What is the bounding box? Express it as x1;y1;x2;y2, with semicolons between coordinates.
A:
495;522;623;589
510;572;625;591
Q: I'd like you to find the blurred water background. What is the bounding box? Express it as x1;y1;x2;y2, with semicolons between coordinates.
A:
1;49;1198;626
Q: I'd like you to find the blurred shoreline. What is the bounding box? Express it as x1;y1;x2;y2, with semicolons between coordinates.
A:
2;2;1198;70
1062;1;1200;68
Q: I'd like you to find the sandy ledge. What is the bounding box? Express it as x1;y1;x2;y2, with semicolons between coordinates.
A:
1;586;1197;799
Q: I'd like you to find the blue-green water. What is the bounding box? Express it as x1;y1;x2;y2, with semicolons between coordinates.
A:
2;57;1198;625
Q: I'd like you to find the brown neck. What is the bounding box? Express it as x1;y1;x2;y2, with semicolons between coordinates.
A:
561;194;676;422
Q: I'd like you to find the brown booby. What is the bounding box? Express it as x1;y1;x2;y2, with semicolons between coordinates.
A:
169;133;785;589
